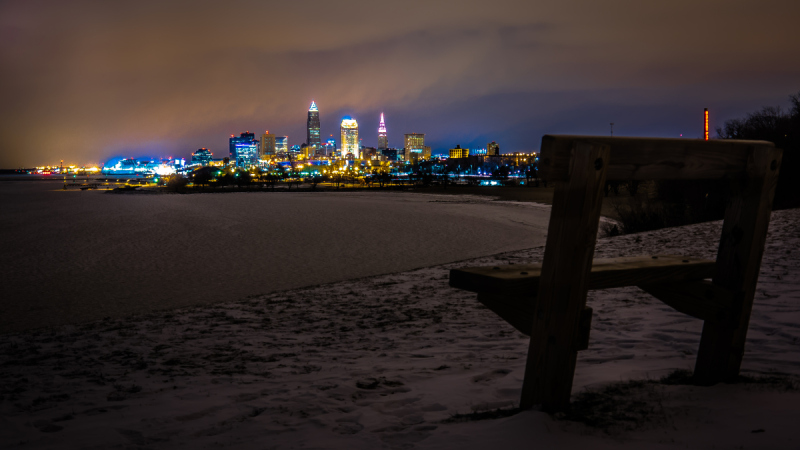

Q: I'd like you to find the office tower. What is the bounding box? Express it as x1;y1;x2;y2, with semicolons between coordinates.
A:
229;132;259;167
261;131;276;159
404;133;425;161
341;116;359;159
191;148;213;166
307;101;321;149
275;136;289;154
487;141;500;156
378;113;388;150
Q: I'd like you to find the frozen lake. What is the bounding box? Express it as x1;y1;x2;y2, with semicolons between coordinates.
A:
0;182;551;333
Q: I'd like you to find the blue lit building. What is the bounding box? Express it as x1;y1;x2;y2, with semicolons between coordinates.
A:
229;132;259;167
191;148;213;166
275;136;288;154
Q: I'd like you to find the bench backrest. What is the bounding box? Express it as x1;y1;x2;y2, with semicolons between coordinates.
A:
538;135;776;181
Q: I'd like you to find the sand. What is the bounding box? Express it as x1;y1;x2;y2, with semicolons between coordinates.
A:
1;187;798;448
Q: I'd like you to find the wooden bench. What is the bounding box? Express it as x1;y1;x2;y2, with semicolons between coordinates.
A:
449;135;782;412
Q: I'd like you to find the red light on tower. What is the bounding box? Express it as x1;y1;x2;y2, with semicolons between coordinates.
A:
704;108;709;141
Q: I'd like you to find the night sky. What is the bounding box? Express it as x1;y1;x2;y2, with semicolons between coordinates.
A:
1;0;799;167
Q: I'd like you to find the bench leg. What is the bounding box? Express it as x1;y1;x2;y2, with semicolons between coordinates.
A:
694;146;781;384
520;142;609;412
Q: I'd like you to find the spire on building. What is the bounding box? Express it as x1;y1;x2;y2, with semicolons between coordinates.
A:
378;112;388;150
309;101;318;112
378;113;386;133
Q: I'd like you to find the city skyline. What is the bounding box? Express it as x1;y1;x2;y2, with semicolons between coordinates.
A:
1;1;799;167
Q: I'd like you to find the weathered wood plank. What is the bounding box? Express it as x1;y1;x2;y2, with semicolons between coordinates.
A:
694;146;783;384
520;141;609;412
639;280;736;321
450;255;716;296
538;135;775;181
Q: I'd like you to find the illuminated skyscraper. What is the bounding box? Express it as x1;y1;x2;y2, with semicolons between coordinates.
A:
229;132;259;167
307;101;320;149
341;116;359;158
261;131;276;159
378;113;388;150
404;133;425;161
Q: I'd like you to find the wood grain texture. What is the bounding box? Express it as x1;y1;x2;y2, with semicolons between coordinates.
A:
449;255;716;296
694;145;782;384
520;141;609;411
538;135;775;182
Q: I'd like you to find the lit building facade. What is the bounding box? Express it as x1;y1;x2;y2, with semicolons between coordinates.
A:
378;113;388;150
449;145;469;159
341;116;359;159
422;146;431;159
275;136;289;154
261;131;276;159
487;141;500;156
191;148;213;166
307;101;320;149
404;133;425;161
229;132;259;167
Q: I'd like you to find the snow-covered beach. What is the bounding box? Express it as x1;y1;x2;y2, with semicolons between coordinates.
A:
2;183;799;449
0;182;550;333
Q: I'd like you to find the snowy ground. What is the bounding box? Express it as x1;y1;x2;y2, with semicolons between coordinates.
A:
1;192;798;448
0;182;550;333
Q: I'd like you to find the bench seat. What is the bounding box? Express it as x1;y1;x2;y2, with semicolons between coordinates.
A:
450;255;737;349
450;254;716;296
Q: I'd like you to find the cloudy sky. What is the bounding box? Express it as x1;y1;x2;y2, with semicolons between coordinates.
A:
1;0;798;166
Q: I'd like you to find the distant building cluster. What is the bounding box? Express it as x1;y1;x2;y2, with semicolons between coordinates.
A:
98;100;523;177
101;157;186;176
448;141;501;159
217;101;425;169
